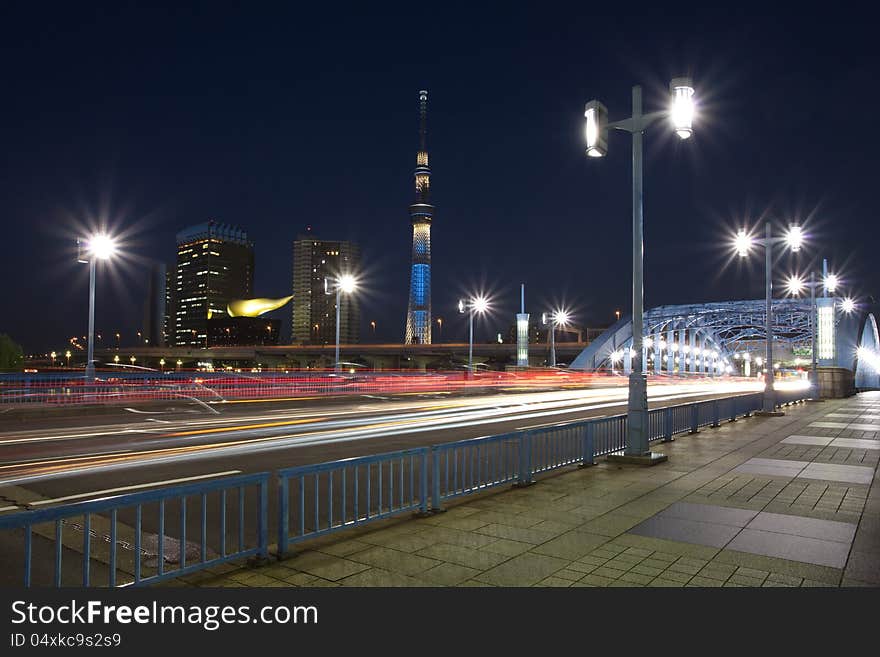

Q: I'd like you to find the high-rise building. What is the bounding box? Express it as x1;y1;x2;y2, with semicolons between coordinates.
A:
174;221;254;347
164;265;175;346
142;262;167;347
404;90;434;344
290;235;360;345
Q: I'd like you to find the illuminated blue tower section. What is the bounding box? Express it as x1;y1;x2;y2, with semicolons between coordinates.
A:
405;90;434;344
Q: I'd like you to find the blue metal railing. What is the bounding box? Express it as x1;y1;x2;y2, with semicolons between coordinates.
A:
276;448;429;557
2;389;808;579
0;472;269;587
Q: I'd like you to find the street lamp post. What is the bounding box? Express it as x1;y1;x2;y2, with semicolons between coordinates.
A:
459;296;489;374
65;350;71;368
542;310;570;367
585;77;695;459
735;222;804;413
325;274;358;371
436;317;443;343
785;270;850;400
78;234;117;380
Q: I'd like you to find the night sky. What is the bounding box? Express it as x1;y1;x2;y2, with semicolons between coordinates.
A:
2;4;877;352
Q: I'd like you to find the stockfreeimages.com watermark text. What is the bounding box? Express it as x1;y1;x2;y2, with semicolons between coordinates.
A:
11;600;317;632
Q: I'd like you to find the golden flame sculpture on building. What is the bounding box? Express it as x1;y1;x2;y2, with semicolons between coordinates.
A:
227;295;293;318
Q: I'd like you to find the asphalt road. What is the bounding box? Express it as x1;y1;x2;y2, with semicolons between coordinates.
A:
0;378;771;586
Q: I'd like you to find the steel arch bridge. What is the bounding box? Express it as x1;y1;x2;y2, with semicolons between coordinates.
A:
570;298;872;380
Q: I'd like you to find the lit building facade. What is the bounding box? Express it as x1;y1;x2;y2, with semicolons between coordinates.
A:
290;236;360;345
173;221;254;347
404;90;433;344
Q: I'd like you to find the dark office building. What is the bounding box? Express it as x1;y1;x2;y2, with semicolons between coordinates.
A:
290;235;360;345
164;265;175;346
174;221;254;347
142;262;167;347
208;316;281;346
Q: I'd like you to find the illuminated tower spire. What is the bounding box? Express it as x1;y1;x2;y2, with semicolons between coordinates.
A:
405;90;433;344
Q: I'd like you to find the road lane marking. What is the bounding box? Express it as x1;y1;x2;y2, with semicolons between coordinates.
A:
28;470;242;506
164;416;326;437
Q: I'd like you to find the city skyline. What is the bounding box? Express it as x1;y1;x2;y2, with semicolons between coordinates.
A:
1;6;878;353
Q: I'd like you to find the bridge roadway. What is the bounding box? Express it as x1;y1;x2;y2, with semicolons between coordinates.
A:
0;378;767;585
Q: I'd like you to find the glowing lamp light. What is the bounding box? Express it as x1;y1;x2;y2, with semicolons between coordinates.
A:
785;275;806;296
785;225;805;252
670;77;695;139
87;234;117;260
659;340;667;350
338;274;357;294
824;273;839;293
840;297;856;314
584;100;609;158
552;309;570;326
735;229;753;258
472;296;490;314
643;337;653;349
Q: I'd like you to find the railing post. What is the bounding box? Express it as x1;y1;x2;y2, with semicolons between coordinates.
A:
712;399;720;428
419;449;428;515
277;476;289;559
689;403;699;434
663;407;674;442
431;446;442;512
516;432;533;486
580;423;595;467
258;477;268;561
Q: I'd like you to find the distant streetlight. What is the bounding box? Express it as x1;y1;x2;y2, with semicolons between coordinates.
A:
585;76;695;458
614;310;621;322
436;317;443;342
50;351;57;366
77;233;118;380
734;222;806;412
65;350;71;367
542;309;570;367
159;358;166;371
176;359;183;371
370;320;376;336
459;296;490;373
325;274;359;370
113;354;120;364
130;356;136;365
115;332;120;349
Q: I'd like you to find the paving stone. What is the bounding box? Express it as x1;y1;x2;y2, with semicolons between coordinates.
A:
416;543;509;570
347;545;440;575
686;576;724;587
727;529;850;569
647;578;686;587
536;577;573;587
530;531;608;560
728;574;765;586
630;564;664;577
285;551;371;581
476;553;570;587
578;574;615;587
481;538;534;557
339;568;430;587
317;539;374;557
618;571;653;585
592;566;627;579
420;563;481;586
657;569;692;584
473;523;557;545
553;568;587;581
844;550;880;584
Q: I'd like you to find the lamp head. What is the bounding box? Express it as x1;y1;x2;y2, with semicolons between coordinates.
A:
670;77;695;139
86;234;117;260
584;100;608;158
785;225;804;252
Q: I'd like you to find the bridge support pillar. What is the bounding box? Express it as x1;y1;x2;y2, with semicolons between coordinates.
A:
677;329;686;377
667;329;675;374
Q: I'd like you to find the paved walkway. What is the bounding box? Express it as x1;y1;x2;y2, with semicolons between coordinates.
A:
167;392;880;587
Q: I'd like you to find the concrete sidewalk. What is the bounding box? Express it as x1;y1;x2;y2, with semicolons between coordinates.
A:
167;392;880;588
